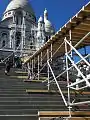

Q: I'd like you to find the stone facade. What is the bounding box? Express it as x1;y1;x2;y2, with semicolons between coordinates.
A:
0;0;55;59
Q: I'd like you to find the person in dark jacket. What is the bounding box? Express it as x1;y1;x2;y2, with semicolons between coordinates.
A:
5;58;11;75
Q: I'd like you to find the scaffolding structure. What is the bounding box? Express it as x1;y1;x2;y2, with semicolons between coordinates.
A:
24;2;90;120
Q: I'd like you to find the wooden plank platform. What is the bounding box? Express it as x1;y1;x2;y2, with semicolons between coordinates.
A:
26;89;90;95
39;117;90;120
38;111;90;117
26;90;57;93
24;79;43;82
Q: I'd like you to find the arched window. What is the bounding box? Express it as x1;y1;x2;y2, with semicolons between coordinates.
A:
30;42;33;49
2;40;5;47
16;17;19;25
15;32;21;47
2;33;7;37
16;11;23;25
46;36;48;42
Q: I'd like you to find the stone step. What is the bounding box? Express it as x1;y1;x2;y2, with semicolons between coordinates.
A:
0;108;89;115
0;101;65;105
0;96;63;101
0;94;29;97
0;67;90;118
0;104;67;110
0;93;63;97
0;86;66;90
0;85;47;89
0;109;68;115
0;109;37;115
0;116;38;120
0;91;27;94
0;97;89;102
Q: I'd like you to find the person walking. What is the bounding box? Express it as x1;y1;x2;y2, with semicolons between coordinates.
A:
5;58;11;75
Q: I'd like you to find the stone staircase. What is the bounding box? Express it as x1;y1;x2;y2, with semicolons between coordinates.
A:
0;65;90;120
0;66;66;120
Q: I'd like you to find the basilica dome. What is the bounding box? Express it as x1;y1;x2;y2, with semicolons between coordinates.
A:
44;19;55;34
4;0;35;16
44;8;55;35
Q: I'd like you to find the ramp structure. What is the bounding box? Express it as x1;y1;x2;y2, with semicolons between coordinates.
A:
24;2;90;120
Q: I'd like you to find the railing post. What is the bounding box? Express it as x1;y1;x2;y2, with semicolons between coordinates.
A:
76;70;80;89
32;59;33;75
38;55;40;80
51;44;52;62
34;58;35;69
27;61;31;80
41;52;42;66
47;49;50;91
70;29;79;89
64;37;71;117
69;30;73;58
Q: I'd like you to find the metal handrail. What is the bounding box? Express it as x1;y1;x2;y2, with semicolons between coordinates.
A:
67;54;90;87
0;42;21;64
65;38;90;67
48;54;90;85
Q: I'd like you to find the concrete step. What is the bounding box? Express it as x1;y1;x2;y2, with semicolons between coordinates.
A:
0;104;67;110
0;115;38;120
0;101;65;105
0;96;64;101
0;93;62;97
0;109;68;115
0;66;90;118
0;109;37;115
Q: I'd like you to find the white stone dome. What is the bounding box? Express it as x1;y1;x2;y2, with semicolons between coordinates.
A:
38;16;43;22
4;0;35;16
44;8;48;15
44;19;55;34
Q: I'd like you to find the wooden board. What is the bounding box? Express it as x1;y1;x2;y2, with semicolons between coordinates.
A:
38;111;90;117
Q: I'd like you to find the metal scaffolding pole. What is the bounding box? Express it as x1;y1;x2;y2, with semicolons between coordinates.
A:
69;30;73;58
64;37;71;118
70;100;90;106
74;32;90;48
47;61;67;106
34;58;35;69
47;49;50;91
65;39;90;87
27;62;31;80
38;55;40;81
66;39;90;67
51;43;53;62
67;54;90;87
32;59;33;75
41;52;42;66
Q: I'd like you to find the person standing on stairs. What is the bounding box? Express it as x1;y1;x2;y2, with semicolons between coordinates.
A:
5;58;11;75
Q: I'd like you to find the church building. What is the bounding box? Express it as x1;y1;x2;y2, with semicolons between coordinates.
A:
0;0;55;58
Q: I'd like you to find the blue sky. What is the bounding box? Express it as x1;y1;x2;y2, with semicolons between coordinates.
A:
30;0;90;31
0;0;90;31
0;0;89;59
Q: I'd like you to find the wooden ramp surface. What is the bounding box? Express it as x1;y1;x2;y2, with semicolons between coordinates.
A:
39;117;90;120
26;89;90;94
38;111;90;117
